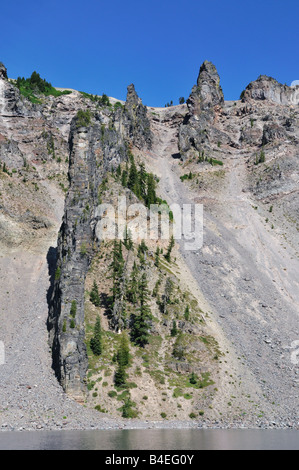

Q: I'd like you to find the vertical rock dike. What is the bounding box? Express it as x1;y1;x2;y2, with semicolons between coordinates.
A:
48;118;99;400
48;87;152;400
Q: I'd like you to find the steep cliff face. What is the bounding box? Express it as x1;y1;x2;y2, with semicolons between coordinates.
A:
1;59;299;427
123;83;152;149
0;67;70;251
48;89;152;399
178;61;231;157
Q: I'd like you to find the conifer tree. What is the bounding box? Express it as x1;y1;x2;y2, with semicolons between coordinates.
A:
164;235;175;262
109;240;124;305
70;300;77;318
184;305;190;321
189;371;197;385
117;331;130;367
164;277;174;305
127;158;140;197
171;320;178;337
90;315;103;356
116;164;122;179
138;162;147;201
121;169;128;187
114;332;130;386
126;261;139;305
114;361;127;387
123;226;133;251
132;273;151;347
138;240;148;257
90;280;100;307
146;173;157;207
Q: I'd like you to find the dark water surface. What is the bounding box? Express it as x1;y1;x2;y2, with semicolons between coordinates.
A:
0;428;299;450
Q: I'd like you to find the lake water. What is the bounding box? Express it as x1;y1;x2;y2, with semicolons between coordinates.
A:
0;428;299;450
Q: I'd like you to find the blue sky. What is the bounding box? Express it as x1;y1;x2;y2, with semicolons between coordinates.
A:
1;0;298;106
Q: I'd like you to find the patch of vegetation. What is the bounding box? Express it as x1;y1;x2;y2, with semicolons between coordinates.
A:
75;109;92;128
120;155;173;218
70;300;77;318
180;172;193;181
16;71;72;103
255;149;266;165
197;151;223;166
90;316;103;356
120;397;138;418
79;91;110;107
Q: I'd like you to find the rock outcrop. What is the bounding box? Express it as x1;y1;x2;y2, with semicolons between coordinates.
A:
0;62;8;80
242;75;299;105
123;83;152;149
178;61;231;158
47;87;152;398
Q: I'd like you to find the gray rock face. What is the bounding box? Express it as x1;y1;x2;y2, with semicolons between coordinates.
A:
262;122;287;145
47;115;128;399
178;61;229;157
0;62;8;80
243;75;299;105
187;60;224;115
48;87;152;398
123;84;152;149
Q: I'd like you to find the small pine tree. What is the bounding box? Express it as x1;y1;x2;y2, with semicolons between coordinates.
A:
123;226;133;250
132;273;151;347
116;164;122;179
109;240;124;305
90;280;100;307
184;305;190;321
164;235;175;263
117;332;130;367
70;300;77;318
189;371;197;385
138;162;147;201
114;332;130;387
114;362;127;387
127;158;140;197
164;277;174;305
138;239;148;256
146;173;157;207
171;320;178;337
126;261;139;305
121;169;128;187
90;315;102;356
121;396;137;418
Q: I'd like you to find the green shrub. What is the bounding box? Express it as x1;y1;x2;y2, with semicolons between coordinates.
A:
70;300;77;318
55;267;61;280
189;372;198;385
90;316;103;356
121;397;138;418
75;109;92;128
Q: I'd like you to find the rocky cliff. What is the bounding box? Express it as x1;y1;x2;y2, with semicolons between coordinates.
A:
1;60;299;428
242;74;299;105
47;86;152;399
178;60;232;157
